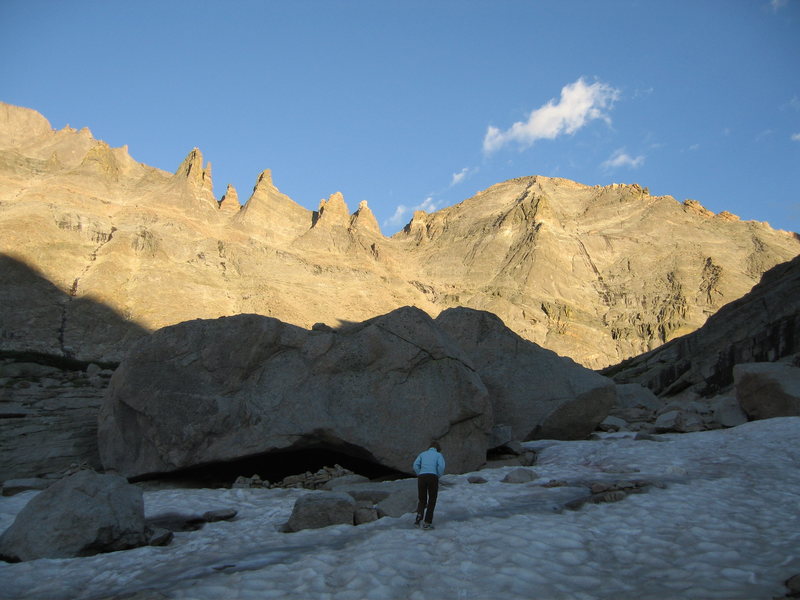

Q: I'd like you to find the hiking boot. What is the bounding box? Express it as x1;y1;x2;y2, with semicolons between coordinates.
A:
422;522;435;530
414;516;422;527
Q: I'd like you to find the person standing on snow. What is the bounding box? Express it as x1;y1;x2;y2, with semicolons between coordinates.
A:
413;441;445;529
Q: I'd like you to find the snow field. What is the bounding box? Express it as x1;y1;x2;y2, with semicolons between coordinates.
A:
1;418;799;599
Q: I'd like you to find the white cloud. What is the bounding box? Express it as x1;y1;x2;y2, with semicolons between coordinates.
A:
417;196;437;212
792;133;800;142
384;196;440;229
770;0;788;12
451;167;469;186
483;77;620;154
450;167;477;187
602;148;645;169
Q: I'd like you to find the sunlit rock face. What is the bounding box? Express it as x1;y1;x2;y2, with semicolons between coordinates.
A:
1;101;798;367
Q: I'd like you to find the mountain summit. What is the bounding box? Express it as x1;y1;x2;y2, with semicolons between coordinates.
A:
1;102;797;366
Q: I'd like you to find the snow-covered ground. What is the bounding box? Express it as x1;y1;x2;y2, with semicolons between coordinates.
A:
2;417;800;600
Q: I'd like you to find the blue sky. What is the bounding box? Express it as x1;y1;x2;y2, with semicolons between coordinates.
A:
2;0;799;234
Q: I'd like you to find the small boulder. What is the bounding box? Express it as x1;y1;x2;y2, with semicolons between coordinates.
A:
202;508;237;522
147;527;174;547
285;492;356;532
1;478;53;497
709;395;748;428
654;410;682;432
598;416;629;432
468;476;488;484
375;483;417;518
734;362;800;420
320;474;370;490
501;468;537;484
354;506;379;525
0;471;147;561
488;424;513;449
785;573;800;597
146;512;206;532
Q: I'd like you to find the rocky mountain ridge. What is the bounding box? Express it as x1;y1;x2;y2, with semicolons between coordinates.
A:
1;101;798;367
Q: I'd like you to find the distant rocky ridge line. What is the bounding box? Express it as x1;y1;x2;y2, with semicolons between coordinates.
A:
1;101;798;368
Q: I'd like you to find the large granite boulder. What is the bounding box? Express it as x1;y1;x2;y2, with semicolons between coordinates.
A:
435;308;615;440
0;470;147;561
734;362;800;420
98;306;492;478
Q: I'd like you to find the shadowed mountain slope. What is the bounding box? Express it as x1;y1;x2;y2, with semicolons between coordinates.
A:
604;254;800;397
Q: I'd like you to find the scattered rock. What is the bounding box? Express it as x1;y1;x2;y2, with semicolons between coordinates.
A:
147;528;173;547
598;415;629;432
375;483;417;518
146;513;206;532
734;362;800;420
488;424;513;449
202;509;237;522
354;506;379;525
468;475;488;484
321;473;370;490
285;492;357;532
1;477;53;496
709;395;748;428
590;490;628;504
501;468;537;484
146;507;237;532
654;410;682;432
501;440;525;455
0;470;148;561
785;573;800;597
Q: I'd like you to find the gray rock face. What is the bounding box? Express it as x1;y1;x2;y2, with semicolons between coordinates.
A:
0;470;147;561
0;356;108;482
1;478;53;497
285;492;356;532
435;308;615;441
98;306;492;478
607;255;800;397
734;362;800;420
709;395;748;428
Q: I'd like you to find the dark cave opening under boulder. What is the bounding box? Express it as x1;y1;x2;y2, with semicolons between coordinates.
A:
132;446;406;489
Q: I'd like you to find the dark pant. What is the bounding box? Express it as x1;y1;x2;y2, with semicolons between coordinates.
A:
416;473;439;524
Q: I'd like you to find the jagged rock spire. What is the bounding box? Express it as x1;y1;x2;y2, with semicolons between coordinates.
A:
253;169;274;192
171;147;216;211
235;168;312;242
350;200;381;235
314;192;350;228
219;184;240;212
174;148;213;195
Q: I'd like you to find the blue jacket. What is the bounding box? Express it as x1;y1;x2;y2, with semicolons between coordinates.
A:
413;448;445;477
